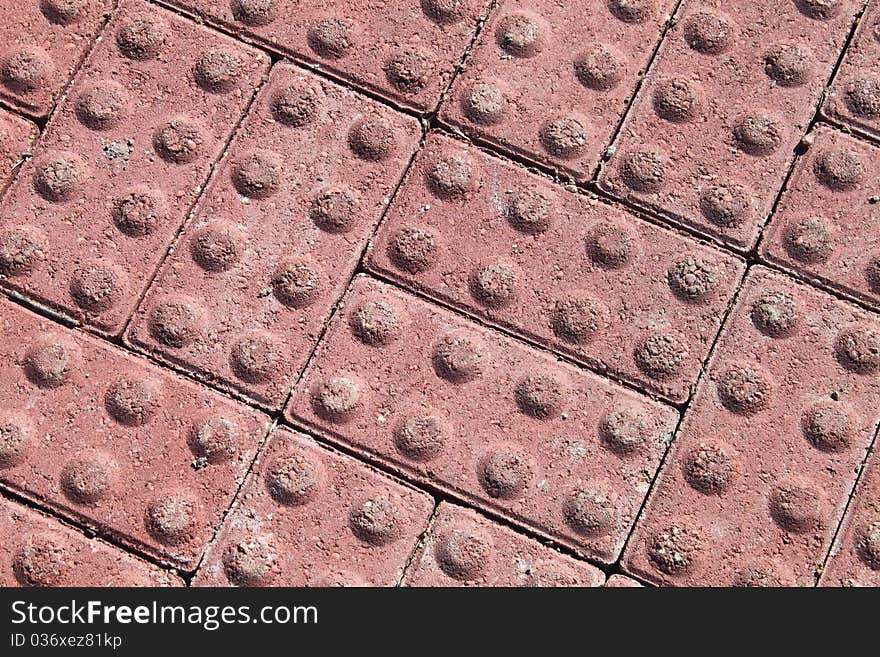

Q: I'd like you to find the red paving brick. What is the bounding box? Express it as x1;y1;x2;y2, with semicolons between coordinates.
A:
193;427;433;586
402;502;603;586
287;274;679;565
126;62;420;411
0;108;37;194
819;446;880;586
440;0;676;182
367;132;745;404
605;573;643;587
162;0;489;114
0;0;269;337
0;296;270;571
597;0;859;252
0;0;111;119
761;125;880;311
623;266;880;586
0;495;182;586
822;0;880;142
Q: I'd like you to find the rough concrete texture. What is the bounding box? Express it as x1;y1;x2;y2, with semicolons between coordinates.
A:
598;0;859;252
161;0;490;113
0;0;269;336
0;495;182;587
822;0;880;142
820;446;880;587
0;107;38;194
0;295;270;571
441;0;677;182
0;0;112;119
403;502;604;586
605;573;643;587
126;62;420;410
367;132;745;404
288;275;679;565
193;427;434;586
623;266;880;586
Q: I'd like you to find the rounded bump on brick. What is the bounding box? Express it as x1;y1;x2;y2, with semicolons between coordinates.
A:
647;524;699;575
495;12;546;58
0;411;32;469
436;529;492;581
476;444;532;499
307;18;356;60
271;85;319;127
425;152;480;200
574;45;624;92
801;403;851;453
394;413;444;461
856;521;880;570
683;10;733;55
732;113;783;156
349;300;400;346
40;0;84;25
148;298;204;348
75;82;127;131
607;0;654;23
634;332;688;379
421;0;467;25
145;493;198;546
682;442;733;495
506;186;552;234
813;148;864;190
310;186;357;233
461;81;506;125
563;484;616;537
311;374;363;422
348;496;401;546
188;415;238;464
750;291;799;338
783;216;832;264
229;332;284;384
652;78;700;123
865;255;880;294
60;452;115;505
194;49;242;94
116;17;167;61
266;452;323;506
768;482;822;533
271;258;323;308
1;47;52;92
844;78;880;118
69;261;126;314
230;0;276;26
0;226;46;277
104;377;162;427
539;115;588;159
111;185;167;238
223;535;277;586
190;221;244;272
599;407;648;454
387;226;437;274
13;538;65;586
793;0;843;20
231;150;282;199
585;222;633;268
348;117;396;161
763;44;812;87
835;327;880;374
732;567;782;587
153;116;204;164
716;365;772;415
619;148;665;192
384;49;431;95
469;261;518;308
699;182;750;228
667;255;719;302
24;333;79;389
432;335;483;383
514;374;564;419
551;294;605;345
33;151;86;202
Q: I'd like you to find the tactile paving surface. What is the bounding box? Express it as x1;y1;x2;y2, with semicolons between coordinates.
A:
0;107;37;194
623;267;880;586
161;0;490;113
288;275;679;565
0;295;270;571
0;495;183;587
762;125;880;311
441;0;676;182
0;0;269;336
367;132;745;404
598;0;859;252
193;427;434;586
403;502;604;586
126;62;421;410
0;0;111;119
822;0;880;143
